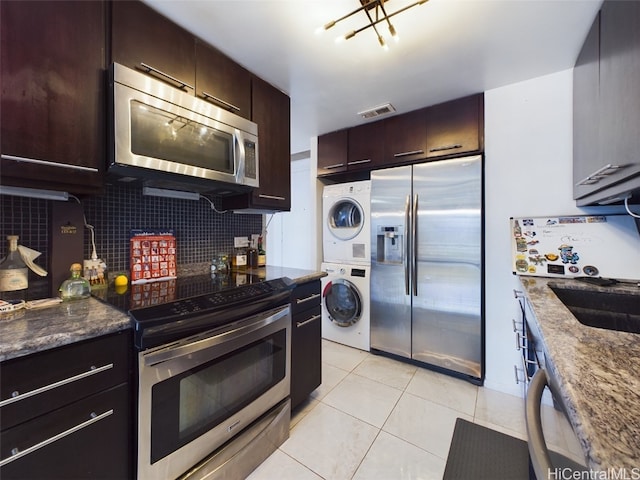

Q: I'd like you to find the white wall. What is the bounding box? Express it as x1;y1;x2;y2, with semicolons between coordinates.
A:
484;68;625;396
265;151;320;270
274;67;629;396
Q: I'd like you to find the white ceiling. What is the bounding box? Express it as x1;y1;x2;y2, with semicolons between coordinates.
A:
144;0;602;154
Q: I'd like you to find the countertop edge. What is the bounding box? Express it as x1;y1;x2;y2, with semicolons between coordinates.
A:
518;276;640;470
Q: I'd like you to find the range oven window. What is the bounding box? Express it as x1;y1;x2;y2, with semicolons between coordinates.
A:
129;99;234;173
149;329;286;464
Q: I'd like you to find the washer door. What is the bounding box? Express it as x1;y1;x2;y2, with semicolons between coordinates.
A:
327;199;364;241
323;279;362;327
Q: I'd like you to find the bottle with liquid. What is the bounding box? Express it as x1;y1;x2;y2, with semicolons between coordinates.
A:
257;235;266;267
231;247;247;272
0;235;28;301
59;263;91;300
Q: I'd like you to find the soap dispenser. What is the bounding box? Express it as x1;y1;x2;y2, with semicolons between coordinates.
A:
59;263;91;300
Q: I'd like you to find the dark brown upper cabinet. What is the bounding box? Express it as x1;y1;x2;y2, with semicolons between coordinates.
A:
318;130;348;176
384;107;428;165
0;0;105;194
195;40;252;120
221;77;291;211
111;0;196;92
573;0;640;205
426;94;483;159
348;121;385;171
573;12;601;201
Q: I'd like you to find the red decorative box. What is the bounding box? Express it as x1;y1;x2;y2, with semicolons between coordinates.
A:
130;230;177;284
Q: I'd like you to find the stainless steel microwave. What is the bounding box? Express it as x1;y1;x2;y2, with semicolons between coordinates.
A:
108;63;258;194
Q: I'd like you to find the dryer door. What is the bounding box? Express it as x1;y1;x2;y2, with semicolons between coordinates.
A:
322;279;362;327
327;199;364;241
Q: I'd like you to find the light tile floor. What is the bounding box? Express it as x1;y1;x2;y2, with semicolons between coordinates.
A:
248;340;583;480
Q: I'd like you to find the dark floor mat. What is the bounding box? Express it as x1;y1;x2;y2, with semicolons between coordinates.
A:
443;418;532;480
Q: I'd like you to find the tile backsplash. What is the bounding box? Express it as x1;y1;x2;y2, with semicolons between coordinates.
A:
0;184;262;284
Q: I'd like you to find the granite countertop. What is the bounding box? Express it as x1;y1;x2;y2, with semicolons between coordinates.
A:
0;297;130;363
0;266;326;363
518;276;640;470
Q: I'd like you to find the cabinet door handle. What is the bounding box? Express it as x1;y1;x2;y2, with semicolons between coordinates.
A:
296;314;321;328
1;154;99;173
429;144;462;153
347;159;372;166
139;62;194;90
515;331;528;351
295;293;321;305
258;194;286;201
0;409;113;467
200;91;240;112
394;150;424;158
0;363;113;408
575;164;623;186
323;163;345;170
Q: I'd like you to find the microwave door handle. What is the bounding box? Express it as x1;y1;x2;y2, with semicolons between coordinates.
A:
404;195;410;296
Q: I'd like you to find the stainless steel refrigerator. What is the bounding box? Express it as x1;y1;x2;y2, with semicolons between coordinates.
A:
370;155;483;383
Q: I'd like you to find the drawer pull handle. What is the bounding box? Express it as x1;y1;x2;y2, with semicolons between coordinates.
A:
394;150;424;158
139;62;194;90
323;163;345;170
347;159;372;166
575;164;623;186
295;293;321;305
258;194;286;201
516;332;528;351
201;91;240;112
0;363;113;408
514;365;523;385
1;154;99;173
0;409;113;467
296;314;321;328
429;144;462;153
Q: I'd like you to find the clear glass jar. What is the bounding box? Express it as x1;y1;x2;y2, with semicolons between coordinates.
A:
0;235;28;301
59;263;91;300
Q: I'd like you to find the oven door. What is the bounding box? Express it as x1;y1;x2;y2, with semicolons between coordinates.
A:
137;304;290;480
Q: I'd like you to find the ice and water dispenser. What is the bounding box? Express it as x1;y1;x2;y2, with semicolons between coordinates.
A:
376;226;404;264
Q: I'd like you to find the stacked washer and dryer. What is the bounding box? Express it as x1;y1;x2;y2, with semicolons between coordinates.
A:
321;180;371;351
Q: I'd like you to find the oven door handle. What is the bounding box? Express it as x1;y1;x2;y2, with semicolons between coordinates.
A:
526;368;553;480
143;305;289;367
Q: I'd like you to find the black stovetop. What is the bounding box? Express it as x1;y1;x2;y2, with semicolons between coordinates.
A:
94;272;267;313
93;272;295;350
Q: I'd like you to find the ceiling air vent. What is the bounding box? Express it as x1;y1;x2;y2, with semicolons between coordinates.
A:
357;103;396;119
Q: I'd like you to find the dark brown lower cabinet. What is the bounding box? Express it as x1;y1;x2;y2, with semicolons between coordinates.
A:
0;384;131;479
0;331;133;479
290;280;322;409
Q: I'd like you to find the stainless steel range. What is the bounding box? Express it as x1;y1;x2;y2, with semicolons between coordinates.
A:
120;276;294;479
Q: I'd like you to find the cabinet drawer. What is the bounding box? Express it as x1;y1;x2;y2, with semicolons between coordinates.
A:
291;280;321;315
0;332;131;430
0;384;131;479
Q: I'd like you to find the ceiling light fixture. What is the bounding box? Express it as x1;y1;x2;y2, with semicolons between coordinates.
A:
319;0;429;49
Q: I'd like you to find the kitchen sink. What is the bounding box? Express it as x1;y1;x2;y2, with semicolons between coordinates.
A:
550;286;640;334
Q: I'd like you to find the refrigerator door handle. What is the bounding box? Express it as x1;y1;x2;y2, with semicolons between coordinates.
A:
412;194;418;297
404;195;410;296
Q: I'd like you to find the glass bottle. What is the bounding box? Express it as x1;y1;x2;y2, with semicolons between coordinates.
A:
231;246;247;272
257;235;266;267
0;235;28;301
59;263;91;300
